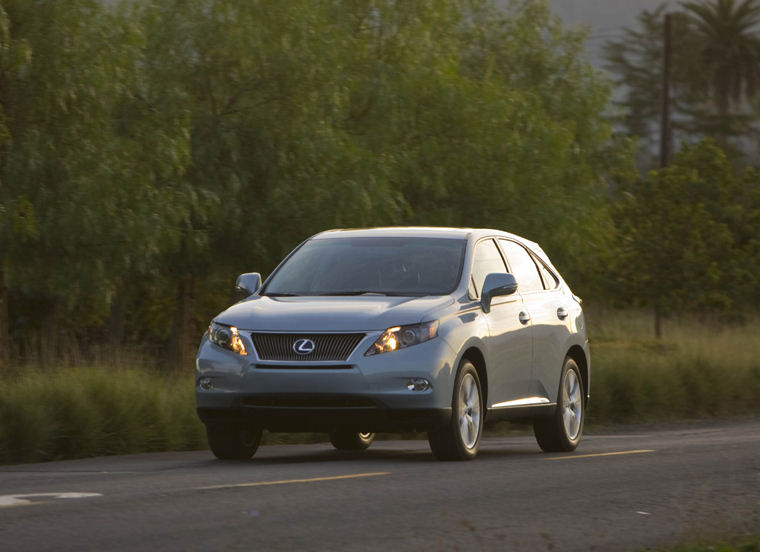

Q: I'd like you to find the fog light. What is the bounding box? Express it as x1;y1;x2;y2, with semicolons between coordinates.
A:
198;377;213;391
407;378;430;391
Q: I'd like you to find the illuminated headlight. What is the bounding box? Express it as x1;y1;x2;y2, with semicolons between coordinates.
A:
365;321;439;356
208;322;248;356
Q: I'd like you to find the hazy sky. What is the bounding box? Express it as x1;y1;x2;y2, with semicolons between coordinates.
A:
547;0;671;68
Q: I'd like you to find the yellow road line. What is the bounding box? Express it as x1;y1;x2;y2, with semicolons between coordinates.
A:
196;471;390;490
542;449;655;461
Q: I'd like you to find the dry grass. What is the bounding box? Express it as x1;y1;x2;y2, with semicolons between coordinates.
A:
585;308;760;424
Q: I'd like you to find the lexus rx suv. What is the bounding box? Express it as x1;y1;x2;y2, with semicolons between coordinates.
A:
196;227;589;461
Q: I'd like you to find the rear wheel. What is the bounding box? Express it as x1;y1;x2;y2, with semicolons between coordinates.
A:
206;424;262;460
329;431;375;451
533;357;584;452
428;360;483;461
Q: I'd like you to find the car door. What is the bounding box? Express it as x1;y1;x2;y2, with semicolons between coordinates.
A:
499;239;569;403
470;238;533;405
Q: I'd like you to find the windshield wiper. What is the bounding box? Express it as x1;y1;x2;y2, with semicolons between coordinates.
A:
264;292;301;297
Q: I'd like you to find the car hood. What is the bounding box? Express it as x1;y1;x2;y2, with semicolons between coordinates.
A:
215;295;455;332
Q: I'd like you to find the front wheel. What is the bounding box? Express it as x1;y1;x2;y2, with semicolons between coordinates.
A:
428;360;483;461
533;357;584;452
329;431;375;451
206;424;262;460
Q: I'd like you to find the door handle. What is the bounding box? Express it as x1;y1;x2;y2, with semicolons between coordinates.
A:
519;312;531;325
557;307;568;320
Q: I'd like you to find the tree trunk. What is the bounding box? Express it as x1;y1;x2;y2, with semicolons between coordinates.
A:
170;272;195;371
107;283;126;348
716;92;730;148
654;306;662;340
40;300;59;367
0;264;8;368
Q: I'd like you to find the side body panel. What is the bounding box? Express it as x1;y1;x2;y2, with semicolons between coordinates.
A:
520;288;573;401
480;294;533;404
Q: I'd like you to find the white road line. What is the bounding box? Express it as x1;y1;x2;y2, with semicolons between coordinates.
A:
0;492;102;508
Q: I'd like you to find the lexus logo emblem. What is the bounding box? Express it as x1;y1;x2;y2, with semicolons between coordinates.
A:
292;338;315;355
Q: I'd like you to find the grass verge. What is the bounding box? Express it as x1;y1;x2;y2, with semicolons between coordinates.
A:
0;366;207;464
1;311;759;464
585;310;760;425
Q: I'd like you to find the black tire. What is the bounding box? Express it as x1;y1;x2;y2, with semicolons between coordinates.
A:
329;431;376;451
206;424;262;460
428;360;483;461
533;357;584;452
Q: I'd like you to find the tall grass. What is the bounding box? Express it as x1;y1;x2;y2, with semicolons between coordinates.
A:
0;366;206;464
1;310;759;464
585;309;760;424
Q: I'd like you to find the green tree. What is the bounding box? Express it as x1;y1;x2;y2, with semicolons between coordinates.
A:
0;0;190;363
412;0;622;296
1;0;631;364
137;0;406;367
329;0;626;297
0;3;19;367
614;140;756;336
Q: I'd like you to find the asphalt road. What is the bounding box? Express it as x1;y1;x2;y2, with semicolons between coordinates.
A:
1;419;759;552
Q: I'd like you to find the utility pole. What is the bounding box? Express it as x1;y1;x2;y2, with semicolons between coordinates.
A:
655;12;672;340
660;13;672;169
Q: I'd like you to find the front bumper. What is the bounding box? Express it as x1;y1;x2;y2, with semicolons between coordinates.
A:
195;330;458;432
197;404;452;432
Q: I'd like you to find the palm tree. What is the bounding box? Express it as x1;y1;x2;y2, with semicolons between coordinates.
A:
682;0;760;119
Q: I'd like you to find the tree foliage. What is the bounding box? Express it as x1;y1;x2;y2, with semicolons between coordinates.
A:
0;0;194;362
8;0;743;362
614;140;760;324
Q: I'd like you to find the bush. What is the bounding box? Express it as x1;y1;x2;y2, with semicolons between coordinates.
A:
0;366;206;464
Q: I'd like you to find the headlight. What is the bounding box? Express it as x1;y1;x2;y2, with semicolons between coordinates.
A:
365;321;439;356
208;322;248;356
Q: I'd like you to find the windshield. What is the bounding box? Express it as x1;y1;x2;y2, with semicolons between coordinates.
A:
263;237;466;296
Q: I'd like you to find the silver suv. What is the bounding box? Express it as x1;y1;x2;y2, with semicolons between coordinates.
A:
196;227;589;461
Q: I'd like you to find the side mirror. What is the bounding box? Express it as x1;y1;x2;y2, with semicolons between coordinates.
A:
235;272;262;296
481;273;518;313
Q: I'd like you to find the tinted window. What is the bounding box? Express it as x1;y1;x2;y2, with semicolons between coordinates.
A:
264;237;466;296
470;239;507;298
499;240;543;293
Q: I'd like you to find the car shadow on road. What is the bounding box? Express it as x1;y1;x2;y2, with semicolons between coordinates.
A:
199;443;543;466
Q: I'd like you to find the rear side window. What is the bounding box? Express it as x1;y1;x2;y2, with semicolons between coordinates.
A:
537;260;559;290
499;240;544;293
470;239;507;298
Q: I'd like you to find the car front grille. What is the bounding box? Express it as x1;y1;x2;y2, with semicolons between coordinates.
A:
254;364;353;370
250;333;366;361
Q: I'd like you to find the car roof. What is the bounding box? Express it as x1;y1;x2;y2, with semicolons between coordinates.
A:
312;226;530;243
